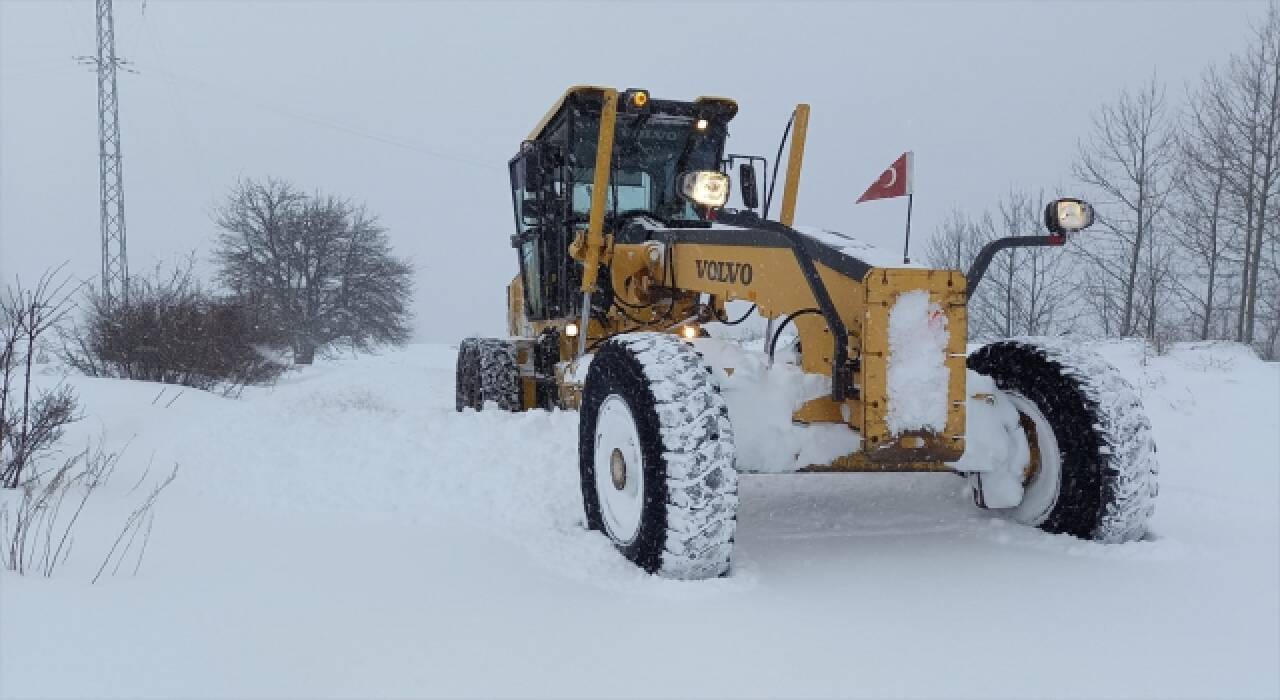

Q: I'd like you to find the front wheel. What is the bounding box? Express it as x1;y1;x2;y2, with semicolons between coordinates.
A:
579;333;738;579
967;339;1158;542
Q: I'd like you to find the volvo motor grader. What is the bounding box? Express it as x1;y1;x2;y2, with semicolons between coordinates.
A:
456;86;1158;579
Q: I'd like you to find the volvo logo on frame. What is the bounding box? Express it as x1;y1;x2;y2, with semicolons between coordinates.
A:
695;260;754;285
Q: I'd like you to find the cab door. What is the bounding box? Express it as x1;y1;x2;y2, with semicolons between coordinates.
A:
510;145;548;320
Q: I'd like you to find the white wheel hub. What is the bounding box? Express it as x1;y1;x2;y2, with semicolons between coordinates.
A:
1002;392;1063;525
594;395;645;544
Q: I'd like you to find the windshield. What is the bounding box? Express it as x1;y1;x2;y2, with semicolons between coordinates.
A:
571;111;725;222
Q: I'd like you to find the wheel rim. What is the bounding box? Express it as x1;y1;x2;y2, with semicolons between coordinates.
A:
1004;392;1063;525
594;395;645;544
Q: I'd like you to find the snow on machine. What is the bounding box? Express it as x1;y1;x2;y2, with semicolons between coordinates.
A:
456;86;1159;578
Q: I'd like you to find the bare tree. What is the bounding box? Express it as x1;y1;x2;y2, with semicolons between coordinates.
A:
1190;7;1280;349
926;191;1079;341
925;208;981;272
1172;88;1238;342
214;178;415;364
1074;76;1180;339
1;268;81;488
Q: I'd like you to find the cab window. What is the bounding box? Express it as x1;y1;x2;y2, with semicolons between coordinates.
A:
509;150;546;319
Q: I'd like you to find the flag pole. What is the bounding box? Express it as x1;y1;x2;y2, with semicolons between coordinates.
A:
902;192;914;264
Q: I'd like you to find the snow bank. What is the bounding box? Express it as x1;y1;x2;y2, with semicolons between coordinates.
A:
886;290;949;434
690;338;861;472
2;341;1276;699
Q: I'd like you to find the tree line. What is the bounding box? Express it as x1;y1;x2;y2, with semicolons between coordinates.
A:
928;5;1280;359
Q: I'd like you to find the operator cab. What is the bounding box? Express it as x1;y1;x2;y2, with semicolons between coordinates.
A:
509;87;736;321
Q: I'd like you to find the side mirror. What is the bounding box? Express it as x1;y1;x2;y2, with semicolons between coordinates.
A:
739;163;760;210
1044;198;1094;235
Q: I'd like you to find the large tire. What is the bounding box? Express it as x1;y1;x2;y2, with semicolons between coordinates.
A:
533;328;561;410
967;338;1158;542
455;337;521;412
579;332;738;579
455;338;481;412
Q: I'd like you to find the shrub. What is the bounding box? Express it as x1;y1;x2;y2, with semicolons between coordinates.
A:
1;439;179;581
64;266;285;394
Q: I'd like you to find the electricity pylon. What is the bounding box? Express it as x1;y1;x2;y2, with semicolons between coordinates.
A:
78;0;130;308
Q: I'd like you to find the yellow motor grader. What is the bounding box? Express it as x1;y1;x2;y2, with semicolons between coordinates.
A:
456;86;1158;579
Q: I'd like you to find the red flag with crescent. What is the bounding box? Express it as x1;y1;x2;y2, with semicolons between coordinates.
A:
857;151;913;203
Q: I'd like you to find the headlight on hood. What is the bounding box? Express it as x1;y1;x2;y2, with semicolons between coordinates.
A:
678;170;730;209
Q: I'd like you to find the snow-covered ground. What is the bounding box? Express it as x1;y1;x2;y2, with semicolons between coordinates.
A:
2;340;1277;698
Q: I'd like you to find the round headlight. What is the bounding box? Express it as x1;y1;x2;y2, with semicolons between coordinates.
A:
1044;198;1095;234
678;171;730;209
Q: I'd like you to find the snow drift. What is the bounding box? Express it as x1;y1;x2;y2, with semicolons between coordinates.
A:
1;339;1276;698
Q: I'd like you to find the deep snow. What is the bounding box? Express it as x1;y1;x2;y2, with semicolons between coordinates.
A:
1;340;1277;698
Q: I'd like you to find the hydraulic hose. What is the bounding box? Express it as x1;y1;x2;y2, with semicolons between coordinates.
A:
766;308;821;364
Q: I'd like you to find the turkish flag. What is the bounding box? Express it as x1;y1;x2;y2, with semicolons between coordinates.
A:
856;151;913;203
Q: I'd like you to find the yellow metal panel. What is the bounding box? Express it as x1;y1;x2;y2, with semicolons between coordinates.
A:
507;274;525;337
779;104;810;227
662;241;824;317
579;89;619;294
521;377;537;410
793;397;844;423
860;268;966;463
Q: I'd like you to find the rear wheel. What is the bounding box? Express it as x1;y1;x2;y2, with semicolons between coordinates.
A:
455;337;521;412
967;339;1158;542
579;333;738;578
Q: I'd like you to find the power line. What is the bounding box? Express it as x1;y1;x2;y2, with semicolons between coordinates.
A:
138;8;216;196
130;61;500;171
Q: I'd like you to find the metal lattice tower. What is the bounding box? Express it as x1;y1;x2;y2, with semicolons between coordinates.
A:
92;0;129;307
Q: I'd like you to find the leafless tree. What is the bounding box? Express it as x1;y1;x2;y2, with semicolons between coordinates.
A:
213;178;414;364
925;208;982;272
926;191;1080;341
1;268;81;488
1172;88;1238;342
1073;76;1180;339
1191;7;1280;352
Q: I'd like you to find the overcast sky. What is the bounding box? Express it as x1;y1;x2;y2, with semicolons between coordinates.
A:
0;0;1263;340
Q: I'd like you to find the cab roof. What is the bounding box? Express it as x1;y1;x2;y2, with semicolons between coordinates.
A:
526;85;739;142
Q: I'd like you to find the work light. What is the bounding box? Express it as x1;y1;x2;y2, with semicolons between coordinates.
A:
622;89;650;112
678;171;731;208
1045;198;1095;234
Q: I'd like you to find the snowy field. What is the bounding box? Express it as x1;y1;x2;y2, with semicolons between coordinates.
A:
1;340;1277;698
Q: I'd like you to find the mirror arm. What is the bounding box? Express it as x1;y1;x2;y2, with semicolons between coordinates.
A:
966;234;1066;297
